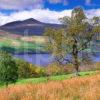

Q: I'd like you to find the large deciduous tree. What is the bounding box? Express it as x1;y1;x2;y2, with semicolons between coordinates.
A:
45;7;100;75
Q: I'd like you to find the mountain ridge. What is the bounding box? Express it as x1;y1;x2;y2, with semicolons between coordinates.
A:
0;18;63;36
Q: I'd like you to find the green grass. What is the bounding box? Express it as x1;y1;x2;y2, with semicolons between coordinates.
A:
0;36;99;53
16;71;97;85
0;37;45;53
0;70;99;89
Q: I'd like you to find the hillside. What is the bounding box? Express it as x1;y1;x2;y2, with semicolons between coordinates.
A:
0;18;63;53
0;18;99;54
0;18;63;36
0;30;47;54
0;72;100;100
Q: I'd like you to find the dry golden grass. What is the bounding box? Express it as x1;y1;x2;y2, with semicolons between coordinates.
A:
11;41;21;47
0;74;100;100
21;36;48;43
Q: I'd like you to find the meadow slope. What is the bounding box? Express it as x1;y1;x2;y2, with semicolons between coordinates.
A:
0;30;47;53
0;73;100;100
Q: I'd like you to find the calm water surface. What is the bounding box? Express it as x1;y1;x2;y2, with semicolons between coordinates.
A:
14;53;100;66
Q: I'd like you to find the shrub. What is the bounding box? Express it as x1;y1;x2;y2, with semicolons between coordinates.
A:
0;51;18;86
46;63;61;76
62;64;74;74
16;59;38;78
94;62;100;70
35;67;46;77
46;63;74;76
16;59;46;78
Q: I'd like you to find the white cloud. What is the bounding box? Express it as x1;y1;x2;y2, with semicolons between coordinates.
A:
85;0;91;5
85;0;100;6
48;0;68;5
0;8;100;26
0;9;72;25
48;0;62;4
86;9;100;18
0;0;69;10
0;0;44;10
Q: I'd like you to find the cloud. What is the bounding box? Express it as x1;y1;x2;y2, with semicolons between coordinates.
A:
85;0;100;6
0;0;70;10
48;0;68;5
0;9;72;25
0;0;44;10
86;9;100;18
85;0;91;5
0;0;68;10
48;0;62;4
0;8;100;26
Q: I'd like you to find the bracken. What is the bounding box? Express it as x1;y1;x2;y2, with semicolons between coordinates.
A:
0;74;100;100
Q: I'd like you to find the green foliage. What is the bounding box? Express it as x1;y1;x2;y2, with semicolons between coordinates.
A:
94;62;100;70
44;7;100;75
46;63;61;76
34;67;46;77
0;51;18;86
16;59;37;78
16;71;97;85
16;59;46;78
0;37;45;54
46;63;74;76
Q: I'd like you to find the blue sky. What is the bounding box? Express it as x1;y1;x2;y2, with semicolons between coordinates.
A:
0;0;100;13
45;0;100;10
0;0;100;25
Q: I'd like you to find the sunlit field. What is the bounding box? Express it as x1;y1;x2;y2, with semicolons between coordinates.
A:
0;72;100;100
0;30;46;53
0;2;100;100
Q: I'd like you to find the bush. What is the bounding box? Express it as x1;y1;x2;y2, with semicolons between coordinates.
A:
16;59;46;78
62;64;74;74
34;67;46;77
0;51;18;86
46;63;74;76
94;62;100;70
16;59;37;78
46;63;61;76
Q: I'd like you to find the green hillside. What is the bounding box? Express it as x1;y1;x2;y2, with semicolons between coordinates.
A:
0;30;46;53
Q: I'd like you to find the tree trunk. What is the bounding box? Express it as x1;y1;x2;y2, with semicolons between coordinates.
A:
73;54;79;76
5;82;8;88
73;39;79;76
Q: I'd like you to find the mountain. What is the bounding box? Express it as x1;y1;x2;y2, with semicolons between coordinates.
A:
0;18;63;36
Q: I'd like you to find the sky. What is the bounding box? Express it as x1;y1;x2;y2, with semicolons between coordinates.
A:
0;0;100;25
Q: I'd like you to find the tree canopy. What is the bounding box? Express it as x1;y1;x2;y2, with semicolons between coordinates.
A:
45;7;100;75
0;51;18;86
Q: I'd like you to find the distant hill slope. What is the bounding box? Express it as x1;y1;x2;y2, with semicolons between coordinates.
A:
0;18;63;36
0;30;48;54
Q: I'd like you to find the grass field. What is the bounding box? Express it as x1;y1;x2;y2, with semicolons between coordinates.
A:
0;70;99;87
16;71;98;85
0;71;99;100
0;30;99;53
0;30;46;53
